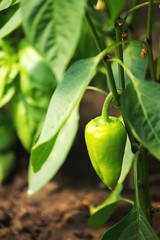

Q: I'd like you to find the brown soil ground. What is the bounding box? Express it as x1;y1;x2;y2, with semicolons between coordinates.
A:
0;92;160;240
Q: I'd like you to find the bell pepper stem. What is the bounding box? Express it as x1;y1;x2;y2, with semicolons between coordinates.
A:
101;91;121;122
101;92;113;122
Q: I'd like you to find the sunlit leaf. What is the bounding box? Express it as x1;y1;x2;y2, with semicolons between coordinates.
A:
28;108;79;196
31;55;101;172
0;8;21;39
21;0;87;81
88;184;123;227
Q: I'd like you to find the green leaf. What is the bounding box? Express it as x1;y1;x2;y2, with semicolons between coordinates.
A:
0;152;15;184
88;184;123;228
0;112;15;151
105;0;125;21
0;8;21;39
18;41;57;108
21;0;87;81
118;135;134;184
12;93;46;151
121;79;160;160
0;0;19;11
101;204;158;240
31;55;101;172
0;41;18;107
28;108;79;196
111;43;148;90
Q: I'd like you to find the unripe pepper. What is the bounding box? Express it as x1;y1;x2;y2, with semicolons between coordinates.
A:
85;92;127;190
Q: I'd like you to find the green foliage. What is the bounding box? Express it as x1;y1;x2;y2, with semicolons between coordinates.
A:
101;203;158;240
0;112;15;151
0;0;159;239
0;152;15;183
0;40;18;107
105;0;126;21
31;55;101;173
110;43;148;90
28;108;79;196
0;0;20;11
21;0;87;81
11;42;57;151
0;8;21;38
121;79;160;160
88;184;123;228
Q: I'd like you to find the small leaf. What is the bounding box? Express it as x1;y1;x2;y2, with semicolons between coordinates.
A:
110;43;148;90
121;79;160;160
31;55;101;172
0;8;21;39
118;135;134;184
88;184;123;228
21;0;87;81
0;152;15;184
28;108;79;196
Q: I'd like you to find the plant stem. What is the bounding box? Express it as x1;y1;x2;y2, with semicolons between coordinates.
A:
103;60;120;106
101;92;113;122
85;10;120;106
101;90;121;122
147;0;157;82
114;21;125;91
85;11;103;52
121;197;134;206
147;0;153;40
138;149;152;224
156;37;160;80
101;39;144;59
134;150;141;205
123;1;160;21
87;86;108;95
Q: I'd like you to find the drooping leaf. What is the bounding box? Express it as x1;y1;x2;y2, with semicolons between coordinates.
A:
21;0;87;81
121;78;160;160
0;152;15;183
31;55;101;172
0;8;21;39
88;184;123;228
105;0;125;21
110;43;148;90
28;108;79;196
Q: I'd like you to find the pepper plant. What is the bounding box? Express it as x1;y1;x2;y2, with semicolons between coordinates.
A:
0;0;160;239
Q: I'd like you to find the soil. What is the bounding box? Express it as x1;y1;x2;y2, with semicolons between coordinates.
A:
0;92;160;240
